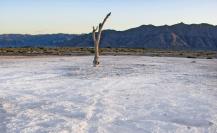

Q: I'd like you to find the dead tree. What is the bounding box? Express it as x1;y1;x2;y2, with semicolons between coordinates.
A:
92;12;111;66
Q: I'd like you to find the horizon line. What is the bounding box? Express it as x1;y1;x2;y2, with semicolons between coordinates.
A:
1;22;217;35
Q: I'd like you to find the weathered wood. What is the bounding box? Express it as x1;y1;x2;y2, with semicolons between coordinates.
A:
92;12;111;66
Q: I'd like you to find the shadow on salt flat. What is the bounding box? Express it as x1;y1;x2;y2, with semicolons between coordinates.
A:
46;106;86;120
37;119;66;128
0;104;8;133
56;64;157;79
144;114;214;128
169;118;213;127
108;117;214;133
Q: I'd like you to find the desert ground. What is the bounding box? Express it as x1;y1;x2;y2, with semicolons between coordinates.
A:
0;56;217;133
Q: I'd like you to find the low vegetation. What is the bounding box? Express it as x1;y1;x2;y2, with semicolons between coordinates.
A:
0;47;216;59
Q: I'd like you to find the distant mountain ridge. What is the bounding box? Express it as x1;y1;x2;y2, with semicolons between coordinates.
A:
0;23;217;50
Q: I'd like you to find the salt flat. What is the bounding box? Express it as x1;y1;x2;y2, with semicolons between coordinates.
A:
0;56;217;133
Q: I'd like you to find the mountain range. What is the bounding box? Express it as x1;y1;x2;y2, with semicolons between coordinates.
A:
0;23;217;50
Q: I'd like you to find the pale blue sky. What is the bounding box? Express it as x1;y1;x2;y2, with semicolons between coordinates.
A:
0;0;217;34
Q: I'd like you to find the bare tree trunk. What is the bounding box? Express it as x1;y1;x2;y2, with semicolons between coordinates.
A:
92;12;111;67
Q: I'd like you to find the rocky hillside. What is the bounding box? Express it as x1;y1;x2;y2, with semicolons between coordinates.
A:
0;23;217;50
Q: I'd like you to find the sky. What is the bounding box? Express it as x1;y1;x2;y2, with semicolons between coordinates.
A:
0;0;217;34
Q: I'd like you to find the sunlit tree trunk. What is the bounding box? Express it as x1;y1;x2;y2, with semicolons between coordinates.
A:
92;12;111;67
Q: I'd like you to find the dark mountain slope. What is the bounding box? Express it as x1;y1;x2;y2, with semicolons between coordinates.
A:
0;23;217;50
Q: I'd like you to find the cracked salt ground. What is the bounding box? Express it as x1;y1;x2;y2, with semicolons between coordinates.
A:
0;56;217;133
